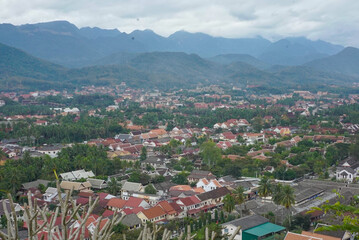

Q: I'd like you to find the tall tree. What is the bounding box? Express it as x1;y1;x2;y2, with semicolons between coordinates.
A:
233;186;246;217
140;147;147;161
223;194;235;213
107;177;121;196
272;183;283;224
258;176;272;199
200;140;222;168
280;185;295;225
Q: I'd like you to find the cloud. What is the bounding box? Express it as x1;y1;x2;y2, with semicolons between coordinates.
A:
0;0;358;46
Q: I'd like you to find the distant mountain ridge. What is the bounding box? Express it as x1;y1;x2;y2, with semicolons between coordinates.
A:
1;42;357;92
305;47;359;76
0;20;345;67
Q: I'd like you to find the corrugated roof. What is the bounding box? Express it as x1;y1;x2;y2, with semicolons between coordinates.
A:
243;222;285;237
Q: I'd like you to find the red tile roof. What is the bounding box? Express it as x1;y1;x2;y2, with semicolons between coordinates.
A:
107;198;126;209
140;206;166;220
124;197;144;209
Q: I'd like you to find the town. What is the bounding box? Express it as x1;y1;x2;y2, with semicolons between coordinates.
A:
0;83;359;240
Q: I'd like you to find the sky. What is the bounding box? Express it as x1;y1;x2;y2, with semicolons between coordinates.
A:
1;0;359;47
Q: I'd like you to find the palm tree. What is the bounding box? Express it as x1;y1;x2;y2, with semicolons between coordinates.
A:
107;177;121;196
233;186;246;217
280;185;295;226
258;176;272;200
272;183;283;223
223;194;235;213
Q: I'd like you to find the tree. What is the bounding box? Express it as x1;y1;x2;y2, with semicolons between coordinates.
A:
280;185;295;226
200;141;222;168
272;183;283;223
145;184;157;194
107;177;121;196
140;147;147;161
310;191;359;235
223;194;235;213
233;186;245;217
258;176;272;199
252;116;263;132
171;172;189;185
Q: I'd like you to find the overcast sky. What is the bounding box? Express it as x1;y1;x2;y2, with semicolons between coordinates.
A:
1;0;358;47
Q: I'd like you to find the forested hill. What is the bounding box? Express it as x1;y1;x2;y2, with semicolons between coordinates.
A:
305;47;359;77
0;43;358;91
0;43;71;90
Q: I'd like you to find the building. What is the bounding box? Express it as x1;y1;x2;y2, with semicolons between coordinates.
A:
222;215;285;240
187;170;216;183
60;181;92;191
60;169;95;181
196;178;223;192
136;206;166;223
87;178;107;189
335;156;359;183
121;182;144;200
37;145;64;158
284;231;341;240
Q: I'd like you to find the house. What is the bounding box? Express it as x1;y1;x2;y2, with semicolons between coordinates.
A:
35;120;48;126
43;187;60;202
335;156;359;183
197;187;231;209
22;179;50;190
87;178;107;189
0;199;23;219
107;198;127;211
153;181;176;196
149;129;168;138
176;196;201;215
123;197;150;209
284;231;341;240
222;215;285;240
121;182;144;200
60;169;95;181
114;134;132;142
120;213;142;229
187;170;216;183
37;145;64;158
137;206;167;223
60;181;92;191
141;156;167;169
220;132;237;142
157;201;184;220
196;178;223;192
241;133;265;145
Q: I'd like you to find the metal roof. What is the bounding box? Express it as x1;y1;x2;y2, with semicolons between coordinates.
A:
243;222;285;237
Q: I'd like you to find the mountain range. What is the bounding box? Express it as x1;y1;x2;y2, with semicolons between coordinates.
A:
0;20;359;91
0;21;344;67
1;41;359;92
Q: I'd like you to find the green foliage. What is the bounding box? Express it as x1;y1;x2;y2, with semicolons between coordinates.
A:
258;176;272;198
0;144;122;194
171;172;189;185
112;222;128;234
144;184;157;194
200;140;222;167
311;191;359;234
128;171;151;185
107;178;121;196
140;147;147;161
291;214;311;231
223;194;235;213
